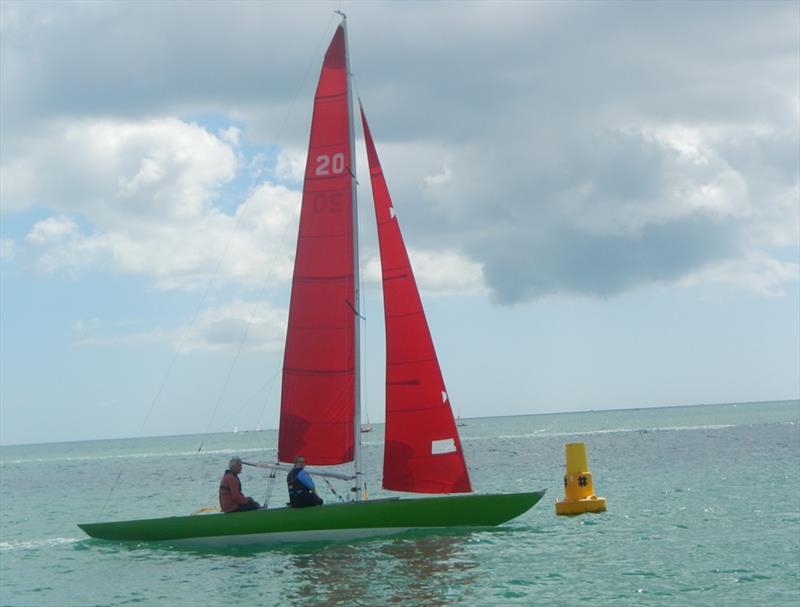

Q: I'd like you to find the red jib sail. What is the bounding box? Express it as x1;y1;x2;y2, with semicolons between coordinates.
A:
360;105;472;493
278;26;355;465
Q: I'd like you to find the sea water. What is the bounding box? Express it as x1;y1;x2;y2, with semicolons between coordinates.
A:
1;400;798;606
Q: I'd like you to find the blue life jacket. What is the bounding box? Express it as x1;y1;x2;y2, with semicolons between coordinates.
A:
287;468;311;496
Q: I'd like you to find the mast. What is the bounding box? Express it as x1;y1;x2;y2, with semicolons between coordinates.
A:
338;11;363;500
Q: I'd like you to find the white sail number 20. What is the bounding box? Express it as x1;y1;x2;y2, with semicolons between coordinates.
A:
315;153;345;176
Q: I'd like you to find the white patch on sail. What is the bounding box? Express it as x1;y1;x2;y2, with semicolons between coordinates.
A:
431;438;456;455
441;391;448;403
389;206;396;219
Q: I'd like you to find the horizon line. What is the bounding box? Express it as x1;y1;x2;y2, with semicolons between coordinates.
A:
1;397;797;449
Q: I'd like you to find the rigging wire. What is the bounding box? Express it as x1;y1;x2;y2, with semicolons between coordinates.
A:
189;15;344;509
199;12;340;446
324;478;346;503
262;468;278;507
98;227;241;519
349;72;372;498
196;362;281;454
98;16;341;519
353;73;376;499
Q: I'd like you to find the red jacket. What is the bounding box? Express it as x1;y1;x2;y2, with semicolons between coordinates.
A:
219;470;250;513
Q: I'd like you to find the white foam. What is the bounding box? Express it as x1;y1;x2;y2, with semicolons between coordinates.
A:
491;424;737;441
1;446;277;466
0;537;82;551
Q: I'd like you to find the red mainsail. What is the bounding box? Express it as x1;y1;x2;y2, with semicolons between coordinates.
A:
360;105;472;493
278;26;355;465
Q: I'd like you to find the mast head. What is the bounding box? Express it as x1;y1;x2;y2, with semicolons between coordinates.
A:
334;10;347;22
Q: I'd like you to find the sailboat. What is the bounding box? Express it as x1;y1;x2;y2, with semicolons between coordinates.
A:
78;17;544;546
360;411;372;433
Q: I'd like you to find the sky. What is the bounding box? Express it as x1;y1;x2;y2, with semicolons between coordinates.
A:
1;0;798;446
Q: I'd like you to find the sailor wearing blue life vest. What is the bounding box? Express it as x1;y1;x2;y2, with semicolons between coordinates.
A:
287;456;324;508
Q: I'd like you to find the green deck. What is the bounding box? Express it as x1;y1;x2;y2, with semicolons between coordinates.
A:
78;491;545;545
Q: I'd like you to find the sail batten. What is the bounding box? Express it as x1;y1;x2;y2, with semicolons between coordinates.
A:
360;104;472;494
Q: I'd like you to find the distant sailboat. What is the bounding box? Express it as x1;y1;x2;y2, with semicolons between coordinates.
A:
360;411;372;433
78;16;543;546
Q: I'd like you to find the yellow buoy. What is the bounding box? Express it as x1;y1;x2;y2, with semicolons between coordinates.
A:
555;442;607;515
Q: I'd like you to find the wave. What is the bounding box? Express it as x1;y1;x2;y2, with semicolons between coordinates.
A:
0;537;82;552
491;424;737;441
1;445;278;466
5;419;784;464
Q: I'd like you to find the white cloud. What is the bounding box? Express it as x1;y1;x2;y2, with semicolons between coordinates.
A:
11;118;301;290
275;148;306;183
2;2;797;303
218;126;241;147
24;215;100;273
24;181;300;290
363;248;485;297
561;124;754;238
679;250;799;297
73;299;288;353
3;118;237;221
410;249;485;296
26;215;79;244
423;161;453;187
181;299;287;353
186;300;287;352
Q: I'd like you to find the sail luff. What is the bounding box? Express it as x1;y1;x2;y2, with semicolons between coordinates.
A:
360;104;472;494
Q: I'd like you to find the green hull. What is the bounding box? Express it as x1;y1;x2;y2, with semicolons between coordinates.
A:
78;491;545;546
